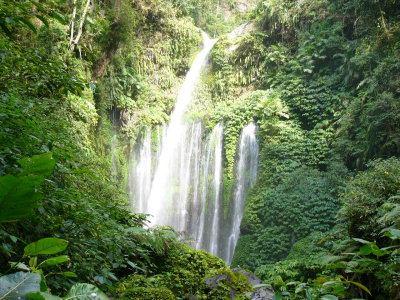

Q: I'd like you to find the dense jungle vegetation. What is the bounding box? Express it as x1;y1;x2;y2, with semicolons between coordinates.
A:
0;0;399;299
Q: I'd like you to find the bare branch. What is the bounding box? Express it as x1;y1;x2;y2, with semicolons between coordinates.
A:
69;0;91;52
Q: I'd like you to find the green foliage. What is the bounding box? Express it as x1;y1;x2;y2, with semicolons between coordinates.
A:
339;157;400;240
24;238;68;257
116;243;253;299
0;237;108;300
169;0;251;36
203;2;400;290
119;287;175;300
210;90;285;177
154;244;226;297
0;153;55;223
233;157;347;267
1;0;400;298
0;37;84;98
95;0;202;136
63;283;109;300
0;0;67;36
255;157;400;299
202;269;252;300
26;283;110;300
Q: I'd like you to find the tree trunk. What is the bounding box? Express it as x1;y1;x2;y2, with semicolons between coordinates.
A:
69;0;91;52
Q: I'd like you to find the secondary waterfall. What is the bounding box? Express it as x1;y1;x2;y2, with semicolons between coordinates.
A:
224;122;259;263
128;32;259;261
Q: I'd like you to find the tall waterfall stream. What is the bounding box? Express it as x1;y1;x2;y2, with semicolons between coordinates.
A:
128;33;259;263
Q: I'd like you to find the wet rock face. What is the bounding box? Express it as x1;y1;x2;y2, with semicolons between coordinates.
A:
251;287;275;300
232;269;275;300
203;269;274;300
205;273;231;289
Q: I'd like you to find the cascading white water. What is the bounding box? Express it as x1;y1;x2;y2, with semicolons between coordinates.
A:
129;124;166;211
146;33;218;225
196;123;224;253
209;123;224;254
130;128;152;211
128;33;259;262
225;122;259;263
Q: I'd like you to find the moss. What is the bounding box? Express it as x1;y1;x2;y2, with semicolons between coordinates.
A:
200;268;253;299
120;287;175;300
116;244;235;298
231;235;254;268
158;244;226;297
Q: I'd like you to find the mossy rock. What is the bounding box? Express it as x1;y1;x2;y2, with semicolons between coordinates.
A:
116;244;229;299
120;287;175;300
157;244;226;297
201;268;253;299
163;243;226;274
115;274;153;291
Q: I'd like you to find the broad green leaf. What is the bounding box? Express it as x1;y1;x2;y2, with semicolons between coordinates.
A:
321;295;339;300
65;283;109;300
384;228;400;239
359;244;372;255
24;238;68;256
30;256;38;268
27;291;62;300
0;272;41;299
10;262;30;271
39;255;70;268
0;22;12;36
0;174;43;223
295;282;307;294
28;0;46;12
127;260;145;272
315;277;328;283
272;292;282;300
49;12;67;25
353;238;370;244
35;15;49;27
349;281;372;296
322;281;339;287
17;18;37;33
19;153;55;177
371;248;389;257
0;230;18;243
62;272;78;278
253;283;272;289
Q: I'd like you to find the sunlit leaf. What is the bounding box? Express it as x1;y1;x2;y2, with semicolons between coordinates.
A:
24;238;68;256
49;12;67;25
320;295;339;300
65;283;109;300
19;152;55;177
17;18;37;33
27;291;62;300
39;255;70;268
62;272;78;278
348;281;372;296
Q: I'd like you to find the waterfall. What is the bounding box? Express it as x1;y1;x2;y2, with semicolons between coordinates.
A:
127;32;259;262
225;122;259;263
130;128;152;211
146;33;217;225
209;123;224;254
111;109;119;178
196;123;224;254
129;124;166;211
